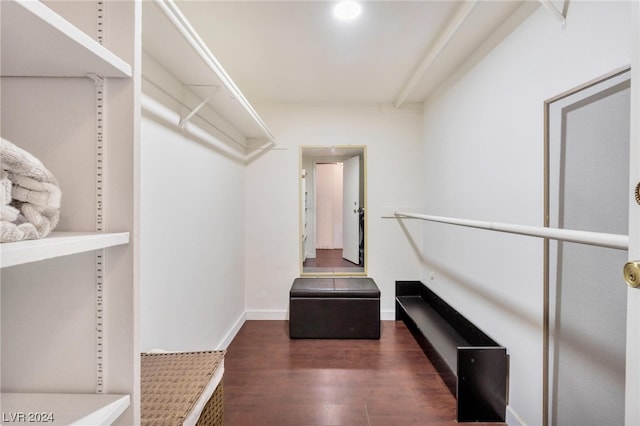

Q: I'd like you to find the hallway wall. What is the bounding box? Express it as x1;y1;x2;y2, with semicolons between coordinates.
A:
244;103;424;318
420;2;632;425
315;162;343;249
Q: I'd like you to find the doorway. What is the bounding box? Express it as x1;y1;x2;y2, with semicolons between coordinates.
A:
300;146;366;275
546;69;630;426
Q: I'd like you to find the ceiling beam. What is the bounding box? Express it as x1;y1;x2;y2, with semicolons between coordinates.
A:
394;0;478;109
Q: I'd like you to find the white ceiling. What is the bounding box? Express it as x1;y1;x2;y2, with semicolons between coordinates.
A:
171;1;530;105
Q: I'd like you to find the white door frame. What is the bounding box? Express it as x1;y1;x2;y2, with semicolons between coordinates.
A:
545;68;631;426
541;7;640;420
625;3;640;424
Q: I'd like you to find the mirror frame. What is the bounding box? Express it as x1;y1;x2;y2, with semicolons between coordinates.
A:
299;145;368;276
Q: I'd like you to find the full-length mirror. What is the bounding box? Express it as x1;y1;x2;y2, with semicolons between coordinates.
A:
300;146;366;275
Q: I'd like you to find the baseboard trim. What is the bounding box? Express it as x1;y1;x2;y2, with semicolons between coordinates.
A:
506;405;526;426
217;311;246;349
245;310;396;321
381;310;395;320
245;310;288;320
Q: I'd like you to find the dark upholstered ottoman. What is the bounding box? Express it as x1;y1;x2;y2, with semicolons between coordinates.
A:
289;277;380;339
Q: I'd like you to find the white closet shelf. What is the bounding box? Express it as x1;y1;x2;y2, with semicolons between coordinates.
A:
1;232;130;268
0;393;129;425
0;0;131;78
142;0;274;144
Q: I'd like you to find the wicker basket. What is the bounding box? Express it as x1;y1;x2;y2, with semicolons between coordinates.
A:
195;379;223;426
141;350;225;426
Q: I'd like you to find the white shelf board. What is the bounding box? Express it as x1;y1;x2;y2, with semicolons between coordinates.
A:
0;393;130;425
1;232;130;268
1;0;131;77
141;0;273;142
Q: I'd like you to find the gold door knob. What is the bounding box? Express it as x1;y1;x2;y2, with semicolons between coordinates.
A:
623;261;640;288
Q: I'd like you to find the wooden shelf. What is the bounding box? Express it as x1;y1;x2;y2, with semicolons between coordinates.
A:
0;393;129;425
0;0;131;78
395;281;508;423
1;232;130;268
396;294;468;372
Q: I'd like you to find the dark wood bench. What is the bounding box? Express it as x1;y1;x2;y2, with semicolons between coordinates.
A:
289;277;380;339
396;281;509;423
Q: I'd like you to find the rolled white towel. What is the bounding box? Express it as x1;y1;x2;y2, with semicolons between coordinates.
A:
0;205;20;223
10;173;61;208
0;170;11;207
0;170;20;223
1;138;61;243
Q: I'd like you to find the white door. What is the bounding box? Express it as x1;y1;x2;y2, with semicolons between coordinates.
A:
626;5;640;423
342;155;360;264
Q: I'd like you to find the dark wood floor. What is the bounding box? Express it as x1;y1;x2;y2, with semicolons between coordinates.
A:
223;320;504;426
303;249;360;268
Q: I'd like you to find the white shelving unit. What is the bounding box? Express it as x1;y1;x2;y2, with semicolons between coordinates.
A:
1;1;139;424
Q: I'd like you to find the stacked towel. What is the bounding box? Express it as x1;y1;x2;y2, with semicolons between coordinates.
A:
1;138;62;243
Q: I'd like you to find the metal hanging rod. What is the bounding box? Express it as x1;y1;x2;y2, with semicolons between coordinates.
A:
141;92;276;165
391;211;628;250
142;76;247;149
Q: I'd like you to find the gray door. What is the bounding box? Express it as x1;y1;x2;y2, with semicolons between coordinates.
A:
547;70;630;426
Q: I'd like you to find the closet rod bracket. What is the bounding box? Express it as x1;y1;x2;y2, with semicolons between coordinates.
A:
538;0;566;28
178;85;220;128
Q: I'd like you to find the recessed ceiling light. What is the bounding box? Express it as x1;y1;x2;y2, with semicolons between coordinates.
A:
333;1;362;21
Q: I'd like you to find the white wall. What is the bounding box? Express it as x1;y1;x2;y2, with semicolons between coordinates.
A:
139;60;247;351
421;2;631;425
245;103;424;319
